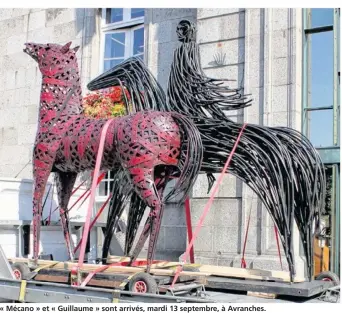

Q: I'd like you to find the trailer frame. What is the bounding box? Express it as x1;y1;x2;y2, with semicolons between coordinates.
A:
0;244;211;303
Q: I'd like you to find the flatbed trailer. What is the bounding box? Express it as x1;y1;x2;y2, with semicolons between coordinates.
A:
0;245;212;303
4;253;339;303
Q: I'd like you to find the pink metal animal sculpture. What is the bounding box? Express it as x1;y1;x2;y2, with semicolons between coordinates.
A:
23;41;203;270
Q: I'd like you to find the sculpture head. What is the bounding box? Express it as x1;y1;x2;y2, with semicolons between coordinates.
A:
23;42;80;77
176;20;196;43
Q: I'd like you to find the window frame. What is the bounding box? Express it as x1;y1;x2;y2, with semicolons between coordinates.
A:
101;8;144;32
99;24;144;74
302;8;340;148
99;8;145;78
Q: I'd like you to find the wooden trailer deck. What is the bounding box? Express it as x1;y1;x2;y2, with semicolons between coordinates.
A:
9;256;304;283
8;256;337;300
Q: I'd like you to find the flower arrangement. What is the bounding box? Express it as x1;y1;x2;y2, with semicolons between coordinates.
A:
83;86;130;119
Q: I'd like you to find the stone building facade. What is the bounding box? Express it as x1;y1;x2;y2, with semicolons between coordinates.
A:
1;8;337;278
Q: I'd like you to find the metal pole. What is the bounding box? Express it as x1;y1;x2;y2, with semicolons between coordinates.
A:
184;197;195;263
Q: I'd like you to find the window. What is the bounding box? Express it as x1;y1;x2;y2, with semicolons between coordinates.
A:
97;8;145;199
302;8;340;148
99;8;145;74
98;171;115;197
102;25;144;72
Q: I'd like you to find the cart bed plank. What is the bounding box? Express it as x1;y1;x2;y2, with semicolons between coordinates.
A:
33;268;198;289
106;256;305;282
8;257;305;283
205;276;336;297
8;258;208;280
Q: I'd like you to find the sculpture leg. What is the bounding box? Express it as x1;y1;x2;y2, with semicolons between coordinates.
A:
129;204;165;273
146;203;165;272
102;202;129;262
32;157;55;262
102;169;132;263
55;171;78;261
127;170;168;272
32;181;46;262
128;216;152;264
124;195;148;258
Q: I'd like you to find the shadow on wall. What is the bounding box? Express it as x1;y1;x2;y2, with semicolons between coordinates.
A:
43;8;97;57
74;8;98;48
73;8;99;96
155;9;197;90
151;9;198;260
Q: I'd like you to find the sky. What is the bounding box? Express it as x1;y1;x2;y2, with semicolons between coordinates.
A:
308;8;339;148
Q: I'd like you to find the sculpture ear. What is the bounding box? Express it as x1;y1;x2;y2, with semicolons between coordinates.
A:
73;46;80;53
61;41;72;53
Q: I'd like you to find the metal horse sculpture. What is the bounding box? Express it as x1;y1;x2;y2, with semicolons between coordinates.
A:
88;20;326;281
23;41;203;271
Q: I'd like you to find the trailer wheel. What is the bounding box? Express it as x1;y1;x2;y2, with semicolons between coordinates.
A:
128;273;158;294
315;271;340;283
11;262;31;280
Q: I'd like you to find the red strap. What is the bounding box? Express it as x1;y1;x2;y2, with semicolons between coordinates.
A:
77;119;114;273
171;123;247;288
69;172;106;212
81;261;122;287
47;183;55;226
69;189;90;212
274;224;283;270
73;193;112;254
43;172;106;224
71;178;87;196
185;198;195;263
241;199;253;268
67;172;106;214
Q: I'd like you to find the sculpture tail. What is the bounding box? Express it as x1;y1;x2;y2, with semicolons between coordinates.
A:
165;113;203;204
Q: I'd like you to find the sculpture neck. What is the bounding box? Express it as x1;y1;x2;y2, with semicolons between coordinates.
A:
39;71;83;118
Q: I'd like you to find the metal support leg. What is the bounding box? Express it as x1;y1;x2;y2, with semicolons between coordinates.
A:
185;198;195;263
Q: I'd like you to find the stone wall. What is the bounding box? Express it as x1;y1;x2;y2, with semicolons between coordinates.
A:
0;8;100;180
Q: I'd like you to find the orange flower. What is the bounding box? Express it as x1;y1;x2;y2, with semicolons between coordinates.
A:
83;87;129;119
